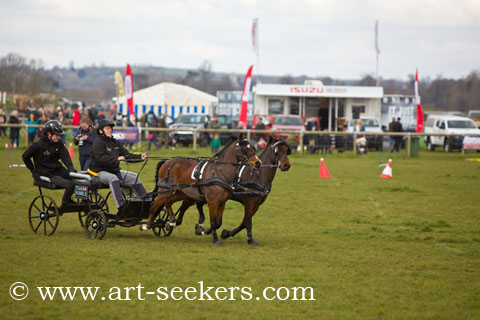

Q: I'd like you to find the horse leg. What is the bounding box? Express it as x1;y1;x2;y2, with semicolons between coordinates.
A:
207;200;222;245
194;202;207;236
141;193;169;230
175;200;193;226
245;204;261;246
165;204;176;230
221;201;254;240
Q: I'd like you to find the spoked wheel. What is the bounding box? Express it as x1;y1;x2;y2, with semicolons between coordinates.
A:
84;209;107;240
79;192;109;228
152;208;173;238
28;195;60;236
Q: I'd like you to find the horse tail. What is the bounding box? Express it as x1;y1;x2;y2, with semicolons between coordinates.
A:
153;160;167;193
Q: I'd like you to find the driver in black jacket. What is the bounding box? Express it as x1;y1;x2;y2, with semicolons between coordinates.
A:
22;120;77;211
88;119;148;213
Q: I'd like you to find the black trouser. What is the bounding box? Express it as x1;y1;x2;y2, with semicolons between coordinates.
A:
393;137;402;152
79;154;91;171
49;168;75;206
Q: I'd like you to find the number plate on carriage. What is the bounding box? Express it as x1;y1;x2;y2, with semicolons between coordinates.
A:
75;185;88;199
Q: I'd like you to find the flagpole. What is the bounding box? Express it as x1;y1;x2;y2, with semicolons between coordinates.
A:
375;20;380;87
256;19;260;84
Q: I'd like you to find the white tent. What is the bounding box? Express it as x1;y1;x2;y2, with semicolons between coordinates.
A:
117;82;218;119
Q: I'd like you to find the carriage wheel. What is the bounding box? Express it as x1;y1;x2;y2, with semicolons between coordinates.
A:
79;192;109;228
84;209;107;240
152;208;173;237
28;195;60;236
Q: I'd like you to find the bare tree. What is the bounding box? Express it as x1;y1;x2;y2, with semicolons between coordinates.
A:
197;60;213;93
0;53;29;93
279;74;296;84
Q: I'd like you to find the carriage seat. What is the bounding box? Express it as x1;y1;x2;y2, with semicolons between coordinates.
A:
33;173;109;190
33;177;63;190
71;171;110;189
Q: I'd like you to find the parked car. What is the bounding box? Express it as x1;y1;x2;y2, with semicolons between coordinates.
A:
269;115;305;141
169;114;209;146
346;117;383;151
424;115;480;152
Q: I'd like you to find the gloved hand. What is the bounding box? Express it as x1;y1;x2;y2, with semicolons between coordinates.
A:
32;171;41;180
68;168;77;174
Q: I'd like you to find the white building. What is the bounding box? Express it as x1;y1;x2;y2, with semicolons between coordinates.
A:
254;80;383;131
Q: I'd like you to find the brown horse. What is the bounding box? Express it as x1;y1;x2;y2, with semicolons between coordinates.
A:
141;134;261;245
176;136;291;245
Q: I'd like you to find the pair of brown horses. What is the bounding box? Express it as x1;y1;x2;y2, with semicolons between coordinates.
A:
178;136;291;245
142;134;291;245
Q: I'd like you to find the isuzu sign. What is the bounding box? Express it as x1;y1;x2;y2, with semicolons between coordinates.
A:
290;86;324;94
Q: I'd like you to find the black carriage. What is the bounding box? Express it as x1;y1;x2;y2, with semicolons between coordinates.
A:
28;172;172;240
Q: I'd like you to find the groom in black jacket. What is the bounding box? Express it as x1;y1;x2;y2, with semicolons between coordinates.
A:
88;119;148;213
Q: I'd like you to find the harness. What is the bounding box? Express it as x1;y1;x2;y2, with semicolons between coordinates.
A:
155;140;256;201
231;140;290;198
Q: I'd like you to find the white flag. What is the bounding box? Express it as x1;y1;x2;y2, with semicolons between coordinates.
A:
375;20;380;55
251;18;258;53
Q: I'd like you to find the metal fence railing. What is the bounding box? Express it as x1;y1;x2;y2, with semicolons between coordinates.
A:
1;123;479;157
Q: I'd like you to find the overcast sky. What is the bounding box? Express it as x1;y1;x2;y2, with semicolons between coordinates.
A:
1;0;479;81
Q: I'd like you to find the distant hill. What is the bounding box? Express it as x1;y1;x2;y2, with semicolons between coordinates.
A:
45;64;480;112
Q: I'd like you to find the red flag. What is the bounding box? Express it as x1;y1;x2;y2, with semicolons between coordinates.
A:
414;69;424;133
239;65;253;129
125;64;136;125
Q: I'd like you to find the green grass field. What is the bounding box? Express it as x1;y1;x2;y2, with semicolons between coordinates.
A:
1;139;480;319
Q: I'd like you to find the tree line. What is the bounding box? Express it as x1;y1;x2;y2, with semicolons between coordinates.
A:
0;52;479;112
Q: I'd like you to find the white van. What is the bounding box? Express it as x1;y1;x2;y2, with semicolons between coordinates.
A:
424;115;480;152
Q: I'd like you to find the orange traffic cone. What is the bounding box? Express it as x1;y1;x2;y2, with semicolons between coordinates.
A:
68;143;75;158
380;159;392;179
319;158;331;178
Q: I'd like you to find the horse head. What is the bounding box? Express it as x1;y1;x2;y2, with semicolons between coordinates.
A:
236;133;262;169
271;138;291;171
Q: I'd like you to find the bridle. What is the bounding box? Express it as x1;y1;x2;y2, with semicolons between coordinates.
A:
235;139;258;164
261;140;291;168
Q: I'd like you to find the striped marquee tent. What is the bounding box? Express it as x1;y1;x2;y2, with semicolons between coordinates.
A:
117;82;218;119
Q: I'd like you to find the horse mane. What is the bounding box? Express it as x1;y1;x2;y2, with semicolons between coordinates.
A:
213;135;238;158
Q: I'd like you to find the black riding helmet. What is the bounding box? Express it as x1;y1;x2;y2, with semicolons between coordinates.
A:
97;119;115;135
44;120;65;135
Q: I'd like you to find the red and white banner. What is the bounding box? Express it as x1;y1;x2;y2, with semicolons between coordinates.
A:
415;69;424;133
239;65;253;129
251;18;258;53
125;64;136;125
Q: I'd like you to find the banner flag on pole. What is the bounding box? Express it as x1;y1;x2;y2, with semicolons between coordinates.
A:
239;65;253;130
124;64;136;125
415;69;424;133
251;18;258;53
114;71;125;97
375;20;380;55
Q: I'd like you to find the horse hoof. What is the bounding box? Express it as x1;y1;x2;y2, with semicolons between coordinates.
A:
139;224;149;231
221;229;230;239
195;223;205;236
248;239;258;246
212;240;223;246
166;221;176;231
